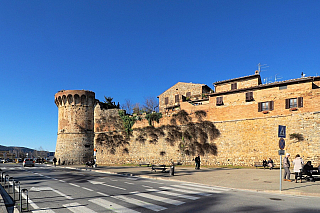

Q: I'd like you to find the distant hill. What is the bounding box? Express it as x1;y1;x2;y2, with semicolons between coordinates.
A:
0;145;36;153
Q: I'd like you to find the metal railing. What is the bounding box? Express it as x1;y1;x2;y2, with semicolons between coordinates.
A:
0;172;28;212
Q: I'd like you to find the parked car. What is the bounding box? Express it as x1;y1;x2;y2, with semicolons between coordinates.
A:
23;158;35;167
16;158;23;163
0;158;6;163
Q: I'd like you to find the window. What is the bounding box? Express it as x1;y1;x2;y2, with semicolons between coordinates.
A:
186;92;191;97
246;92;254;101
165;97;168;105
231;83;237;90
279;85;287;90
258;101;274;112
175;94;179;103
216;97;224;106
285;97;303;109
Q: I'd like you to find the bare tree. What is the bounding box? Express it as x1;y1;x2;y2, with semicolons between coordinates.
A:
143;97;158;113
121;99;134;114
133;103;141;114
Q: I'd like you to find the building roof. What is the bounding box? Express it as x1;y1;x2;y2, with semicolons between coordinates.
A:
213;73;262;86
208;76;320;96
158;82;211;98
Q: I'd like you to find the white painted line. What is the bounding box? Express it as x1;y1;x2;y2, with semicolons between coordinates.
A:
89;198;140;213
31;208;55;212
131;192;184;206
172;184;223;193
160;186;210;196
69;183;80;187
143;180;164;184
181;183;230;191
142;185;153;188
82;187;93;192
113;195;166;212
146;189;199;200
63;202;97;213
97;192;109;197
125;182;134;185
88;180;126;190
59;180;65;183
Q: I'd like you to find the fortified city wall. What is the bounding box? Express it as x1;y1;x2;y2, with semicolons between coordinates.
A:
55;75;320;167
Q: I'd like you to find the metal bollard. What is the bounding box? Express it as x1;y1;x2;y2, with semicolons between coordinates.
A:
13;181;20;201
20;189;28;212
170;166;175;176
4;175;9;190
8;177;14;194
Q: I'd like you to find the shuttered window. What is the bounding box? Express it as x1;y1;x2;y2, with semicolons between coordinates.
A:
231;83;237;90
216;97;223;106
165;97;168;105
258;101;274;112
245;92;254;101
285;97;303;109
175;95;179;103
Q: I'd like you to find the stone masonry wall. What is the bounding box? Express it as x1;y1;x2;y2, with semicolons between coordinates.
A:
94;79;320;167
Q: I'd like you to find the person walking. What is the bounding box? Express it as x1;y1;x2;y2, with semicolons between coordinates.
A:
195;155;200;170
283;153;292;182
293;154;304;183
53;157;57;167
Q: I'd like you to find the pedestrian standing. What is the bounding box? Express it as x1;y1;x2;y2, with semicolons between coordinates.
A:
195;155;200;170
283;153;292;182
293;154;304;183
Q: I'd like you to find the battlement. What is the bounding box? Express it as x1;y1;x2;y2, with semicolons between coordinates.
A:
55;90;95;107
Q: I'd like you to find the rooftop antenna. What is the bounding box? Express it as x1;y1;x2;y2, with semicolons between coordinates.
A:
257;63;269;74
275;74;282;82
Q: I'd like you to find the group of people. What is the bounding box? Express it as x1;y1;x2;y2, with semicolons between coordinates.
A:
263;158;274;170
283;153;317;183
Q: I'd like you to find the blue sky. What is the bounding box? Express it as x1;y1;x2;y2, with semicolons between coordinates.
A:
1;1;320;152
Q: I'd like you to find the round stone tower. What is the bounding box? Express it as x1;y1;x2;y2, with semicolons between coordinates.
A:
54;90;95;165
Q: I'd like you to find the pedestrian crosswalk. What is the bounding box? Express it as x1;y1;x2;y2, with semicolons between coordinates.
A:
46;183;229;213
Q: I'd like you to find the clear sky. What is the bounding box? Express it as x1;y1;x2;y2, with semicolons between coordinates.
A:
1;1;320;152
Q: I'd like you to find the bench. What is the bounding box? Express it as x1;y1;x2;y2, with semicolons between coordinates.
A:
299;168;320;181
151;165;167;172
254;162;268;169
139;162;150;167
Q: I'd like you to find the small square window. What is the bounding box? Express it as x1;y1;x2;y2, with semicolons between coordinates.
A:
216;97;224;106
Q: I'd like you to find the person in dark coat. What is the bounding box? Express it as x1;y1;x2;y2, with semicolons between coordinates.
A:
303;161;314;181
195;155;200;170
53;157;57;167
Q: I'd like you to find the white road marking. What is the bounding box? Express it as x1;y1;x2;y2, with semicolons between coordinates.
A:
82;187;93;191
113;195;166;212
160;186;211;196
59;180;65;183
146;189;199;200
130;191;184;206
172;184;223;193
63;202;97;213
142;185;153;188
69;183;80;187
97;192;109;197
89;198;140;213
88;180;126;190
31;208;55;213
125;182;134;185
143;180;164;184
181;183;230;191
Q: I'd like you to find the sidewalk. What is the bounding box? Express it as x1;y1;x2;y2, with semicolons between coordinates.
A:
64;165;320;197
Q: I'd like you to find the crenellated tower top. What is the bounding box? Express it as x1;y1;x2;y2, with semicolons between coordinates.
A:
55;90;95;107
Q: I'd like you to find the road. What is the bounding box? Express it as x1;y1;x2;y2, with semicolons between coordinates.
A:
1;163;320;213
